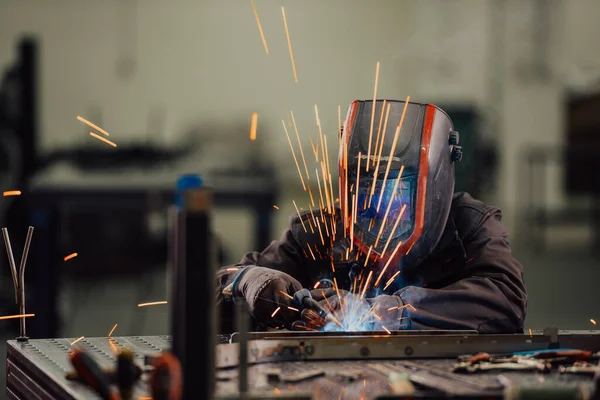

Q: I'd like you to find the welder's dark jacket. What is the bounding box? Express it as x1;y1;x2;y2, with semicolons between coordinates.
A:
217;192;527;333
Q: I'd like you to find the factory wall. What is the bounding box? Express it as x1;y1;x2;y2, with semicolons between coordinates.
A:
1;0;600;257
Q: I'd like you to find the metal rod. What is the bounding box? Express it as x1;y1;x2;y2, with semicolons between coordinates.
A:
17;226;34;338
237;300;249;399
2;228;19;303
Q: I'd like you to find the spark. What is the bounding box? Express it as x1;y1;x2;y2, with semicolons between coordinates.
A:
591;319;597;325
366;62;380;171
400;304;416;312
364;246;373;267
383;270;401;291
324;135;335;217
226;267;239;272
274;388;281;395
369;102;392;207
466;257;475;263
273;205;279;210
250;112;258;140
364;379;366;388
70;336;85;346
3;190;21;197
271;306;281;318
529;328;532;337
376;96;410;212
382;325;391;335
309;137;319;161
89;132;117;148
315;212;325;246
290;111;310;182
63;252;78;262
250;0;269;54
307;185;316;208
288;306;300;312
406;242;416;255
108;323;118;337
77;116;110;136
387;306;398;311
372;99;387;170
351;152;362;250
380;204;407;256
361;271;373;299
373;313;381;321
313;281;321;289
279;291;293;300
307;245;316;260
138;301;167;307
322;161;332;215
292;200;307;232
343;121;349;237
109;339;118;353
374;166;404;248
282;120;306;190
0;313;34;321
281;7;298;83
374;240;403;287
316;169;326;215
333;277;345;319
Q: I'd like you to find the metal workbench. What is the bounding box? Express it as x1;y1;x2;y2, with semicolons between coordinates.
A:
6;330;600;399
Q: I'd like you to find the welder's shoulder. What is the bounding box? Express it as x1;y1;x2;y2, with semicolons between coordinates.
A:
450;192;505;240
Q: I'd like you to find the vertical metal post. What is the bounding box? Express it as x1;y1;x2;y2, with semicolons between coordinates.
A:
237;301;249;399
170;180;215;399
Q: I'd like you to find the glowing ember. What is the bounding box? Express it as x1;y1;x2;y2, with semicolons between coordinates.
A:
281;7;298;83
89;132;117;147
271;306;281;318
591;319;597;325
279;291;293;300
63;253;78;262
273;205;279;210
250;112;258;140
77;116;110;136
3;190;21;197
70;336;84;346
250;0;269;54
108;323;118;337
0;313;34;321
138;301;168;307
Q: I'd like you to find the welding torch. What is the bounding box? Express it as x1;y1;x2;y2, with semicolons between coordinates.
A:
294;289;342;328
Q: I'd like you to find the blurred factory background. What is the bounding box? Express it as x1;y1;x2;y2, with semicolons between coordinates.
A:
0;0;600;390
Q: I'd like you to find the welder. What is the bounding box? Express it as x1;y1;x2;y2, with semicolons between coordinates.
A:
216;100;527;333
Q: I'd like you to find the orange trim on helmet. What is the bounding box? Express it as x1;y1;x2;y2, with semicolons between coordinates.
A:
349;104;435;274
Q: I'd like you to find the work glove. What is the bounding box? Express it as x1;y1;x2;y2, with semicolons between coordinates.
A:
234;266;303;328
299;288;405;331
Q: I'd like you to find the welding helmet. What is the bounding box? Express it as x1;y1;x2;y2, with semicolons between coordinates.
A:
338;100;462;276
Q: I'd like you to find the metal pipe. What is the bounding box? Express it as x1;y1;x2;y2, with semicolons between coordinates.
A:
17;226;34;339
2;228;19;303
170;177;215;399
237;301;249;399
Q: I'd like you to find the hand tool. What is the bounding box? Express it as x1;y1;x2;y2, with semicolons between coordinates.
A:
69;349;120;400
150;352;182;400
453;360;551;373
116;349;138;400
294;289;341;327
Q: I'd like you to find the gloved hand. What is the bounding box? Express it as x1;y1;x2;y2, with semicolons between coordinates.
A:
299;288;404;331
234;266;303;328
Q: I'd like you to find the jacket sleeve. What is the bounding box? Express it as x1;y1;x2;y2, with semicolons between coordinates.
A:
216;216;309;332
395;209;527;333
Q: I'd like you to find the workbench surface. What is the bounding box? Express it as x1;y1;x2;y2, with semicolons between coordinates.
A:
6;332;600;399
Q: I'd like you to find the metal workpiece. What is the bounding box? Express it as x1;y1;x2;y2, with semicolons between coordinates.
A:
6;331;600;399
